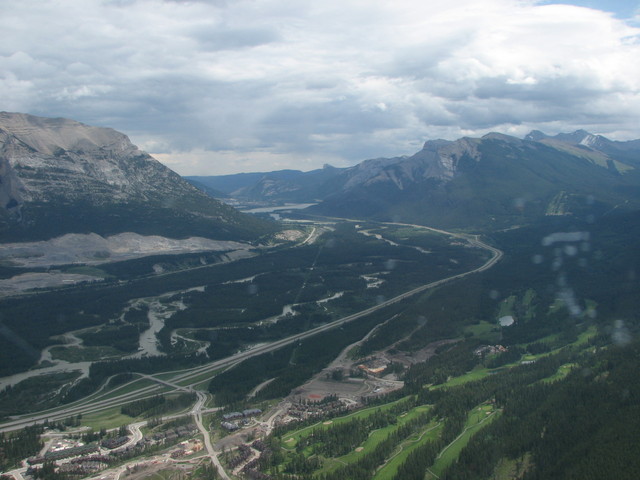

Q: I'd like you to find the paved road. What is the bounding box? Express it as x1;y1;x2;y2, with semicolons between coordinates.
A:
0;222;502;433
192;391;230;480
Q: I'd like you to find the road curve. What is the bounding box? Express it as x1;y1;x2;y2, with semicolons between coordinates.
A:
192;391;230;480
0;223;502;432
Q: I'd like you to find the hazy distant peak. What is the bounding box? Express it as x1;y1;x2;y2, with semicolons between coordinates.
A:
524;130;548;141
481;132;522;144
552;129;596;145
421;139;452;152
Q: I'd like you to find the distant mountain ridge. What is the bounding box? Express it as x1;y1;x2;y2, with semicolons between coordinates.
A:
189;129;640;229
0;112;274;241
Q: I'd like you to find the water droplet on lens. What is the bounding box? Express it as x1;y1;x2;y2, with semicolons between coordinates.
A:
564;245;578;256
612;319;631;346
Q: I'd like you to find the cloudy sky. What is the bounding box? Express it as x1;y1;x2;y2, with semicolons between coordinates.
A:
1;0;639;175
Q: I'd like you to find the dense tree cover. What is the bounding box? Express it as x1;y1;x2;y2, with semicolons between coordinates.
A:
391;438;442;480
190;462;220;480
297;409;398;457
358;211;640;363
99;251;226;280
31;461;67;480
78;324;143;352
440;340;640;479
262;411;432;480
247;213;640;479
0;219;482;380
122;304;150;327
0;425;43;470
0;372;82;417
208;300;409;405
121;393;196;418
260;344;578;479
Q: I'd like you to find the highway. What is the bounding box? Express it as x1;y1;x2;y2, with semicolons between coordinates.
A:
0;223;502;433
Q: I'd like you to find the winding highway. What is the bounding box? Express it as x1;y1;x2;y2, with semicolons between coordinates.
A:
0;222;502;434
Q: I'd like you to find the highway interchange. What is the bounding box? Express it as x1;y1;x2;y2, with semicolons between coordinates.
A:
0;221;503;479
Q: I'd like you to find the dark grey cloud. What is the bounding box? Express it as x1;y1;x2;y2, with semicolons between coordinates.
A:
190;25;281;51
0;0;638;175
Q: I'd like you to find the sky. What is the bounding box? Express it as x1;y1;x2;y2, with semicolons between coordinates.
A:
1;0;639;175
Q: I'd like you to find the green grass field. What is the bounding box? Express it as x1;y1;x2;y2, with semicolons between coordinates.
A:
431;365;492;390
463;320;501;342
427;403;500;478
315;405;433;475
540;363;577;383
281;397;415;450
498;295;517;318
373;420;442;480
82;405;138;431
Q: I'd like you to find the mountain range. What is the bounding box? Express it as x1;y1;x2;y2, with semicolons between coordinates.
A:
2;112;639;241
189;130;640;229
0;112;273;242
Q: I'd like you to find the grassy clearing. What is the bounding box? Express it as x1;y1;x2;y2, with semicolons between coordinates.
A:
540;363;577;383
92;378;164;402
281;397;414;449
514;325;598;368
431;366;491;390
522;289;536;307
491;453;533;479
143;469;186;480
498;296;516;318
317;422;399;475
427;403;499;478
154;371;184;381
521;289;537;321
373;420;442;480
82;405;138;431
171;368;222;388
463;321;501;342
49;345;123;362
573;324;597;347
314;405;433;476
433;325;597;392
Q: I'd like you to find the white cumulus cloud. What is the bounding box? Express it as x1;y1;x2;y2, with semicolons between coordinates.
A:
0;0;638;175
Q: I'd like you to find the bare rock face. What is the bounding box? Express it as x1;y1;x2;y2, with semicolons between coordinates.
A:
0;112;197;205
0;112;273;241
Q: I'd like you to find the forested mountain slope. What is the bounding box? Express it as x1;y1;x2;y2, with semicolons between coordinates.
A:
0;112;275;242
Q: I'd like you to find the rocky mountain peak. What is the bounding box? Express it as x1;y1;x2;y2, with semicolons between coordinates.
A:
0;112;133;157
0;112;196;206
421;139;452;152
524;130;547;142
0;112;273;242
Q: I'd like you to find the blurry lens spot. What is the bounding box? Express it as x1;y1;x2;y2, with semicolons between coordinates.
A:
612;319;631;346
564;245;578;256
385;259;397;270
